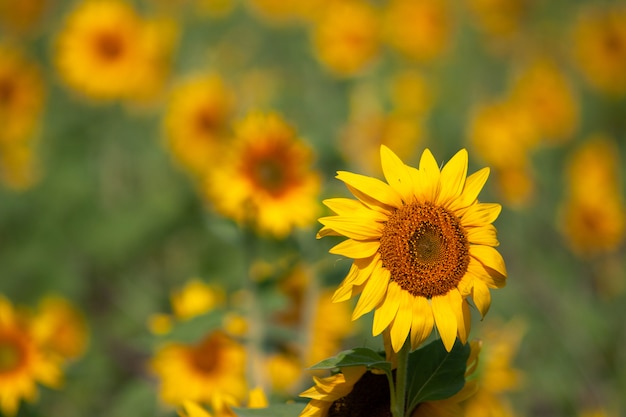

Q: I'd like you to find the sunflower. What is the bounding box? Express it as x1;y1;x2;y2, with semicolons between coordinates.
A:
55;0;176;102
205;112;320;238
164;74;236;176
0;296;62;416
318;146;506;352
150;330;247;406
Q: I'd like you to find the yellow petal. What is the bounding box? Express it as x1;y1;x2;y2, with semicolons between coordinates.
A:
316;225;342;238
322;198;388;221
438;149;468;205
333;254;381;302
431;294;458;352
447;289;468;344
448;167;490;212
389;290;413;352
337;171;403;208
318;216;384;240
462;203;502;227
466;225;499;246
470;245;507;278
329;239;379;259
417;148;441;202
410;295;434;350
380;145;414;203
472;278;491;318
344;184;394;216
372;281;401;335
352;267;390;320
466;257;506;289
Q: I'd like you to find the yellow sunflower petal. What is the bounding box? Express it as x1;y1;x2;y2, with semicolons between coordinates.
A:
372;281;402;335
332;255;380;302
337;171;403;208
410;295;434;350
448;167;490;212
329;239;379;259
438;149;468;205
380;145;414;203
352;267;390;320
318;216;384;240
389;289;413;352
472;278;491;317
447;289;469;344
467;257;506;289
417;148;441;202
467;225;499;247
470;245;507;278
322;198;388;221
462;203;502;227
431;294;458;352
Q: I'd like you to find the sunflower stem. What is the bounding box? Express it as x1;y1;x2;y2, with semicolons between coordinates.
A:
392;338;410;417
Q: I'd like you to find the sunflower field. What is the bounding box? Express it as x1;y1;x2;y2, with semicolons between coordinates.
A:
1;0;625;416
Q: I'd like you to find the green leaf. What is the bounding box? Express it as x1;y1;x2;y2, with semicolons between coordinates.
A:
232;403;307;417
405;339;470;414
307;347;392;374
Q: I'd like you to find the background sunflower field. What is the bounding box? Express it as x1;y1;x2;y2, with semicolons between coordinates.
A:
0;0;625;416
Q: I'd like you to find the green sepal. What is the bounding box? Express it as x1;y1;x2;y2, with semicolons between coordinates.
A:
405;339;470;414
232;403;306;417
307;347;392;374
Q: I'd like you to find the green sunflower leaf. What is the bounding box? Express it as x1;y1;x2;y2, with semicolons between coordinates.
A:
405;339;470;414
232;403;306;417
307;347;392;374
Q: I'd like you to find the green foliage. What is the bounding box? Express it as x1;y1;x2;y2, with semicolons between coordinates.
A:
308;347;392;374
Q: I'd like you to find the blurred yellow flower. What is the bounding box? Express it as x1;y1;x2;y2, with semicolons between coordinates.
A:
0;44;45;145
151;331;247;406
310;0;380;76
0;296;62;416
0;142;39;190
266;352;303;394
493;166;535;210
462;319;525;417
148;313;174;335
389;70;434;117
319;146;506;352
164;74;236;176
171;279;226;321
55;0;176;102
509;58;579;144
572;4;626;96
0;0;51;34
560;135;626;256
383;0;452;62
205;112;320;238
179;386;268;417
246;0;328;24
465;0;527;37
31;295;89;362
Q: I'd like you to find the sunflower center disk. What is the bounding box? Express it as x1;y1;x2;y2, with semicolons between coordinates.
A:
379;203;470;298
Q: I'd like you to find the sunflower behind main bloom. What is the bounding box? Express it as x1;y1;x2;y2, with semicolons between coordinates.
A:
318;146;506;352
205;112;320;238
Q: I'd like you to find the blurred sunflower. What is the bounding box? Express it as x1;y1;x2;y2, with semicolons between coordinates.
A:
310;0;380;77
0;0;51;34
0;44;45;145
464;0;527;37
319;146;506;352
164;74;236;176
178;387;268;417
31;295;89;362
55;0;176;102
382;0;452;62
150;330;247;406
205;112;320;238
0;296;62;416
572;4;626;95
0;142;39;190
509;57;579;144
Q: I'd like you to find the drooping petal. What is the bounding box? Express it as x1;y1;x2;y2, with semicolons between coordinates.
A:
410;295;434;350
389;289;413;352
318;216;384;240
329;239;379;259
470;245;507;278
438;149;468;206
416;149;441;202
372;281;402;335
431;294;458;352
337;171;403;208
466;257;506;289
352;267;390;320
466;225;499;247
462;203;502;227
380;145;414;203
316;225;342;238
472;278;492;318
